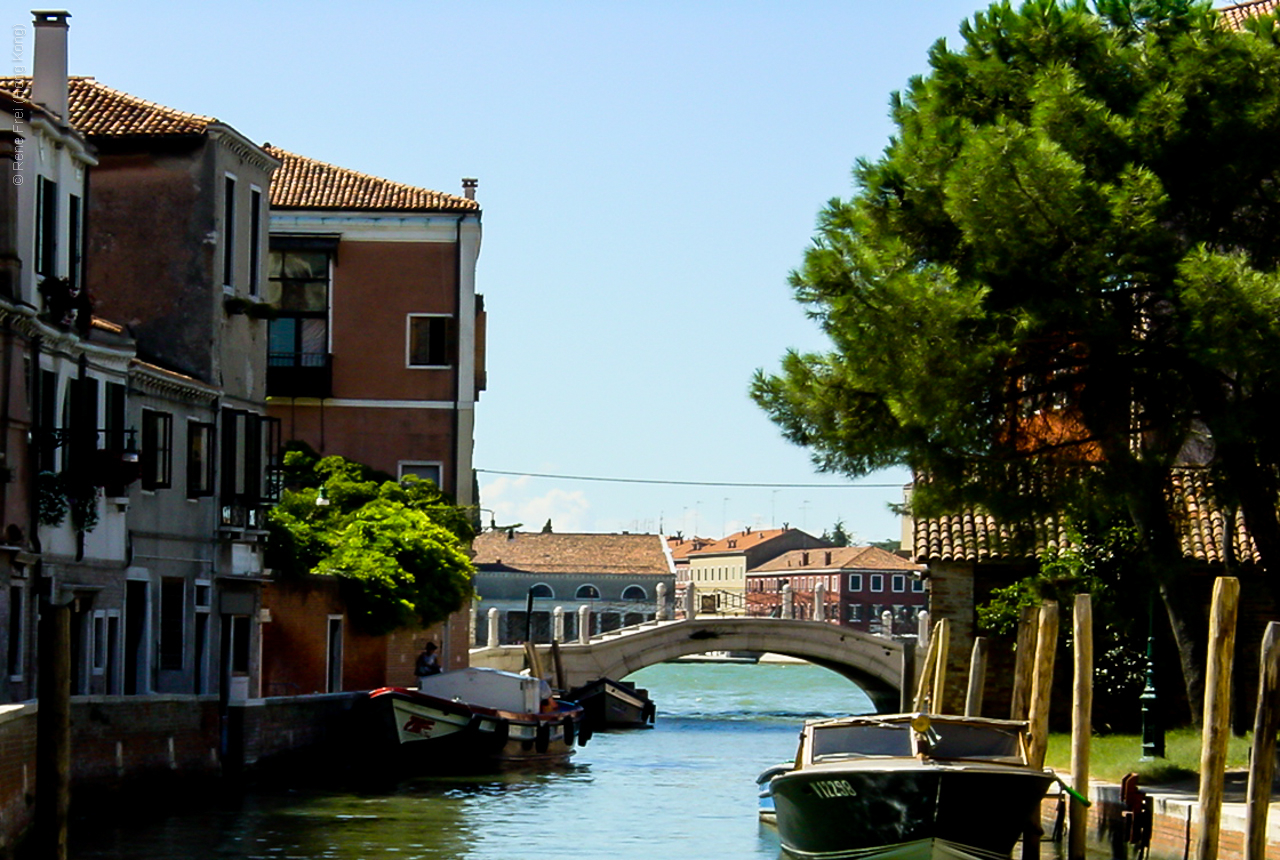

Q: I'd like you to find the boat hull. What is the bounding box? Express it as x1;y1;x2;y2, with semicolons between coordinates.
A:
769;764;1055;860
568;678;655;729
366;686;584;771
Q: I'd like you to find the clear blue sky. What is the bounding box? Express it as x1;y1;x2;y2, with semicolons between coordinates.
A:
15;0;992;543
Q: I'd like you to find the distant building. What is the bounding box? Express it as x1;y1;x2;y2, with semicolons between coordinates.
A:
471;531;674;643
684;527;828;615
748;545;926;633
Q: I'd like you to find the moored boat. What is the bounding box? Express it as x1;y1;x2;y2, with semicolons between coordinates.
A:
757;713;1056;860
366;667;589;771
566;677;656;729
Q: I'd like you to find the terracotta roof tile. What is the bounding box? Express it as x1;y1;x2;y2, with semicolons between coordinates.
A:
751;545;923;574
686;528;790;556
264;145;478;213
0;76;214;137
472;532;672;576
910;469;1259;565
1220;0;1280;28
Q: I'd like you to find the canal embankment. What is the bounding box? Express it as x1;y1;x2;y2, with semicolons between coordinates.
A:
1041;772;1280;860
0;693;362;857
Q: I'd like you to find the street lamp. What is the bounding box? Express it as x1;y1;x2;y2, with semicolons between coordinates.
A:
1140;590;1164;759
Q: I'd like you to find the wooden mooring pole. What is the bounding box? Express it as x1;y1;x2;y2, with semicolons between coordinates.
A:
913;621;939;712
931;618;950;715
965;636;988;717
1011;604;1038;721
1022;601;1059;860
1244;620;1280;860
1069;594;1093;860
1196;576;1240;860
1027;600;1059;770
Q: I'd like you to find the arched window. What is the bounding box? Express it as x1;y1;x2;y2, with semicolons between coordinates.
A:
575;584;600;599
529;583;554;599
621;585;647;601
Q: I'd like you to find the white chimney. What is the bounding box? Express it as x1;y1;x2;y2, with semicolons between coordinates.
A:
32;10;71;122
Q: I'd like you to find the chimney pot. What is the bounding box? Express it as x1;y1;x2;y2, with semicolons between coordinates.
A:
462;178;478;200
31;10;70;122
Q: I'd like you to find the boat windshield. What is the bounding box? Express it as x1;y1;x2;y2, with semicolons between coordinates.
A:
925;723;1024;762
811;723;914;760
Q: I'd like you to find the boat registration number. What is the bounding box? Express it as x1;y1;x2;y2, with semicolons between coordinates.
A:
810;780;857;799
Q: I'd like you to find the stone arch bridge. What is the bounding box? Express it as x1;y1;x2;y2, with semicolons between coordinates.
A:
469;617;909;713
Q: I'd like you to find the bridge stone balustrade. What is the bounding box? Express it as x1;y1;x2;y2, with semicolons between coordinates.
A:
469;616;908;714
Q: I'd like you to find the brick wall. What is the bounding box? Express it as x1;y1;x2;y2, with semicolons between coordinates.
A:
0;693;368;852
236;692;363;767
1041;782;1280;860
0;704;35;857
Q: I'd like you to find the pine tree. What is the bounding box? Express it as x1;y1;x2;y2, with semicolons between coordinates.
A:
753;0;1280;720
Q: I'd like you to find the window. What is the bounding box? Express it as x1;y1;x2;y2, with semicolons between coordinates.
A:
38;370;57;472
7;582;23;679
399;461;442;488
529;583;554;599
141;410;174;490
103;382;127;454
92;611;108;673
870;574;884;593
892;574;906;593
912;578;926;593
249;187;262;296
622;585;648;601
187;421;216;497
267;249;330;368
68;193;82;290
326;616;343;693
848;603;862;623
220;410;281;509
222;174;236;290
576;584;600;599
158;578;185;671
407;314;455;367
848;573;863;592
36;176;57;276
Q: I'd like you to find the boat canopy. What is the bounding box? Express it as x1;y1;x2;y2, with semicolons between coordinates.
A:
805;713;1028;766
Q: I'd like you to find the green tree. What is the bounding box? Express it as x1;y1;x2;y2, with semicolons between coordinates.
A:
266;446;476;634
752;0;1280;720
823;519;852;546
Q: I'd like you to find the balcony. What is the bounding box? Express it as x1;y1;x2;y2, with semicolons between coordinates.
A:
267;352;332;399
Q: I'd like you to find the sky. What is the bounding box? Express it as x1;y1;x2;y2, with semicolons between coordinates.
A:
11;0;994;543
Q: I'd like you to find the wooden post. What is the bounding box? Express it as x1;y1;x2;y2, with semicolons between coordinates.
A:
914;621;941;711
1197;576;1240;860
1022;601;1059;860
550;640;566;692
1027;600;1059;770
931;618;950;715
1011;604;1038;721
965;637;988;717
1069;595;1093;860
1245;620;1280;860
523;641;545;680
35;593;71;860
900;639;917;713
578;604;591;644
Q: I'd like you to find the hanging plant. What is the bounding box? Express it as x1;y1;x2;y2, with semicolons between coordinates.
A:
68;484;101;533
37;470;68;526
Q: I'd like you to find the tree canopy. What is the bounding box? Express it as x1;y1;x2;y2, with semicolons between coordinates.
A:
752;0;1280;715
266;447;476;635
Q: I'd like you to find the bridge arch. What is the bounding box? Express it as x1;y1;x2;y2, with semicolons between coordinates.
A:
470;617;907;713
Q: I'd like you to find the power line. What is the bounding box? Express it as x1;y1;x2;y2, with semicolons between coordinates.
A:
475;468;903;490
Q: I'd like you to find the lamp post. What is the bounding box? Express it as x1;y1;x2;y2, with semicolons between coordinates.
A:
1140;590;1165;760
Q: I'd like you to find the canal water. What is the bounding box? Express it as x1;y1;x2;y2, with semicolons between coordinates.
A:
67;661;1078;860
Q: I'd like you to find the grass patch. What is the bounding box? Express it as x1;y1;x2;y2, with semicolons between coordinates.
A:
1043;728;1253;785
